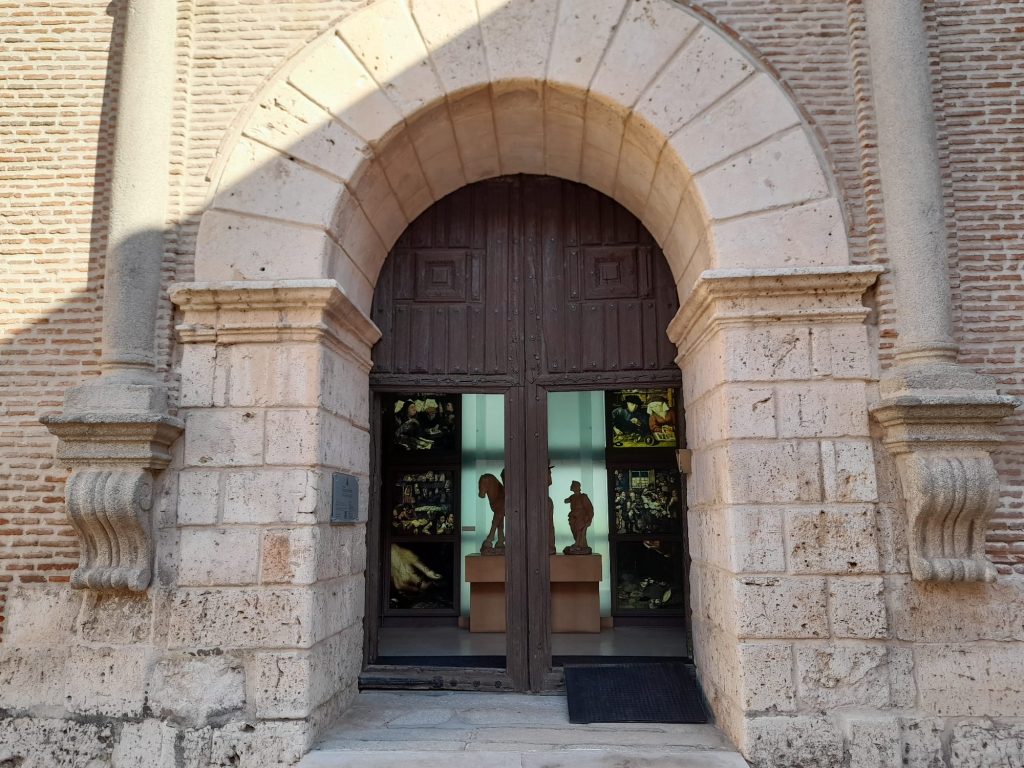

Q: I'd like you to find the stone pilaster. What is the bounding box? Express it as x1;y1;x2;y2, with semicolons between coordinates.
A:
168;279;381;750
864;0;1019;583
668;265;882;751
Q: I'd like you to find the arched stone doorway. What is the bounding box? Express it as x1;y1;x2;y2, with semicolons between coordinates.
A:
170;0;882;756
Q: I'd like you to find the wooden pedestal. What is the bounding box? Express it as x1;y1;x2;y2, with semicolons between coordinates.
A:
550;554;602;633
464;554;603;633
464;554;507;633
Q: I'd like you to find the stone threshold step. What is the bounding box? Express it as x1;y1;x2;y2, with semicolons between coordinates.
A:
298;749;750;767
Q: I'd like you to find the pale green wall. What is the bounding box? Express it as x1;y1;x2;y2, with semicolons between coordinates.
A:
458;391;611;618
459;394;505;617
548;391;611;616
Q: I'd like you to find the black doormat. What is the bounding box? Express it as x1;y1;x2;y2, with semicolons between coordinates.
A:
564;662;707;724
374;655;506;668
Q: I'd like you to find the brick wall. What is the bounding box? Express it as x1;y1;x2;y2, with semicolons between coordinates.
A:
0;0;1021;635
931;0;1024;573
0;1;120;631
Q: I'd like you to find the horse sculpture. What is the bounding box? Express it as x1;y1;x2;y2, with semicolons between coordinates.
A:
478;473;505;555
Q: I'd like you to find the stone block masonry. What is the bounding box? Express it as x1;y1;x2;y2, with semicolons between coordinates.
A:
1;1;1024;768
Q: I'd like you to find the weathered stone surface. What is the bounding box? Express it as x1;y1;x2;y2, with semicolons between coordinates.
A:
795;643;892;709
77;593;153;644
0;717;113;768
223;468;320;524
148;653;246;724
829;577;888;639
950;720;1024;768
251;626;362;719
1;585;80;646
743;715;844;768
733;575;829;639
178;527;261;586
821;439;879;503
786;505;880;574
900;717;946;768
67;646;151;717
210;719;311;768
917;644;1024;716
167;588;316;649
844;715;902;768
889;576;1024;642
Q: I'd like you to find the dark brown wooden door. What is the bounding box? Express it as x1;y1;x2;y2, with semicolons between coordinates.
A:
370;175;682;691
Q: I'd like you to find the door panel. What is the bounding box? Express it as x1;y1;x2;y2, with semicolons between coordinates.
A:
369;175;683;691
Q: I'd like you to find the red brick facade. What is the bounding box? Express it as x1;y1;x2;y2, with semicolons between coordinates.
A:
1;0;1022;636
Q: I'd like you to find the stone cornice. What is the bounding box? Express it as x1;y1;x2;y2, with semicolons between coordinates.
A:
169;280;382;372
668;266;883;359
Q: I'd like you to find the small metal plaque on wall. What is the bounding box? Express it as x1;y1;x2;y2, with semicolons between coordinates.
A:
330;473;360;524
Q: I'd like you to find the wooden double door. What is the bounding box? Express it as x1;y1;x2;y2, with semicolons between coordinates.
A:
366;175;683;691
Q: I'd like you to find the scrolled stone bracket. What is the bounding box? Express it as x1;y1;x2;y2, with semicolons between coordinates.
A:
42;409;183;593
871;387;1019;583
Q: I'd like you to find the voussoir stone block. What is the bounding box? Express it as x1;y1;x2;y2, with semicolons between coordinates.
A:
194;210;335;283
640;26;753;140
288;33;403;144
547;0;628;88
338;0;442;119
672;73;801;174
591;0;699;107
244;81;369;184
697;128;829;220
477;0;559;83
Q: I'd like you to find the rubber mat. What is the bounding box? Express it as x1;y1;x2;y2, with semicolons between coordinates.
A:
564;662;708;724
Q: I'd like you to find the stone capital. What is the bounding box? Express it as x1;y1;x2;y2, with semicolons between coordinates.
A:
169;279;382;371
668;265;883;359
41;380;183;593
871;368;1019;583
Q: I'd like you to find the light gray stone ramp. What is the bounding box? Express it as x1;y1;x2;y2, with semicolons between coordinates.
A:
299;691;749;767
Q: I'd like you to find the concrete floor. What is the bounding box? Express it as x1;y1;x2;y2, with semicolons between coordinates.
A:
298;691;748;767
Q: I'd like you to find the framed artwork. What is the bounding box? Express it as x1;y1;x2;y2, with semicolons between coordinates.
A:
614;540;685;613
390;470;456;536
611;468;683;535
605;388;678;448
386;394;460;452
387;541;456;611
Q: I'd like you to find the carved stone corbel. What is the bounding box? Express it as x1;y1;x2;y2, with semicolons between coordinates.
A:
42;406;182;593
871;379;1019;583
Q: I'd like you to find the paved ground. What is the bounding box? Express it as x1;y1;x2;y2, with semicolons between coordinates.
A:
298;691;749;767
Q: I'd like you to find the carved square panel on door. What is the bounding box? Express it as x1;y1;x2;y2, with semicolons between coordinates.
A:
581;246;643;301
414;250;469;302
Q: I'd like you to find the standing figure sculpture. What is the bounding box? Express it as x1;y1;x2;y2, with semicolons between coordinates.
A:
548;465;556;554
478;473;505;555
562;480;595;555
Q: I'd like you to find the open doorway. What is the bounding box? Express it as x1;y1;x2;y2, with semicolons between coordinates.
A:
362;176;687;691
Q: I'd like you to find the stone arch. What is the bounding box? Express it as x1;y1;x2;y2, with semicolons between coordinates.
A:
196;0;849;314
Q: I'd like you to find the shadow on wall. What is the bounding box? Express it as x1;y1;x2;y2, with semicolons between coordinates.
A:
0;0;1018;641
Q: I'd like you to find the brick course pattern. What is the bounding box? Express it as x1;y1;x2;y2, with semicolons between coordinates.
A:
0;0;1022;636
